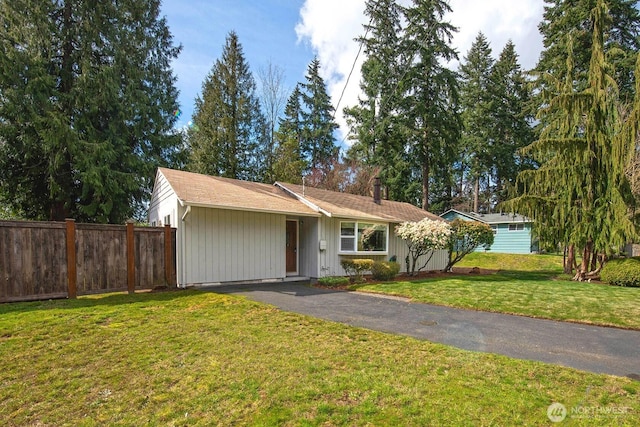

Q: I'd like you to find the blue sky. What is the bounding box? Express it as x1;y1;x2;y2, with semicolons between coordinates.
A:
161;0;315;130
161;0;546;141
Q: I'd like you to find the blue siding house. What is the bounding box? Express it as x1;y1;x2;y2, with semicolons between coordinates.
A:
440;209;537;254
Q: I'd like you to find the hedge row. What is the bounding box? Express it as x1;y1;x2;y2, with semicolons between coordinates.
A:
601;257;640;287
339;259;400;282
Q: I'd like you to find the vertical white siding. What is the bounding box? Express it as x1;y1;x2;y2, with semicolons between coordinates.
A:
148;171;178;227
297;217;319;278
388;222;448;272
318;216;340;276
317;217;447;277
182;207;286;285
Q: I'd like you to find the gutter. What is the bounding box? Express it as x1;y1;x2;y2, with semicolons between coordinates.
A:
178;199;320;218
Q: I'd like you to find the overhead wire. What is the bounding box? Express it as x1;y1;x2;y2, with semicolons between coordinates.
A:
333;16;374;122
336;11;432;148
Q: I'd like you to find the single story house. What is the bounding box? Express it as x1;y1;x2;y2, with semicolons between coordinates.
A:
440;209;537;254
149;168;448;286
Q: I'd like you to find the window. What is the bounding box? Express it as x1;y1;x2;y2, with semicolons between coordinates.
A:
340;222;356;251
340;221;387;253
491;226;497;234
508;223;524;231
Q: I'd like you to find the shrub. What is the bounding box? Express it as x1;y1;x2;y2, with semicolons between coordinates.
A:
317;276;350;287
371;261;401;281
396;218;452;275
341;258;374;283
445;219;495;272
601;258;640;287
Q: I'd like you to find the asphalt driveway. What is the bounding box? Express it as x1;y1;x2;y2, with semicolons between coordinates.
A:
209;281;640;380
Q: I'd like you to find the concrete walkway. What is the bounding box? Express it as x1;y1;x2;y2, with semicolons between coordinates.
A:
209;282;640;380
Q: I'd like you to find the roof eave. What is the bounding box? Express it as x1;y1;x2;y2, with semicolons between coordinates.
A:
180;200;321;217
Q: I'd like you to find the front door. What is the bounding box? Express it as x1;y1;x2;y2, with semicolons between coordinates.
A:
286;220;298;275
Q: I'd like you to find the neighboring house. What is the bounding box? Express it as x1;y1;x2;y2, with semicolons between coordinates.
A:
149;168;447;286
440;209;537;254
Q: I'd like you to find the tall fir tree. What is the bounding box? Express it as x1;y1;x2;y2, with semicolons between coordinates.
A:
299;57;339;174
535;0;640;101
458;32;495;212
505;0;638;279
488;41;535;204
344;0;410;202
272;85;306;184
188;31;268;181
0;0;181;222
400;0;461;211
524;0;640;268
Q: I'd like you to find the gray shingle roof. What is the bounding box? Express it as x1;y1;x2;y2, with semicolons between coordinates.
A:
158;168;318;216
276;182;441;223
157;168;440;223
441;209;532;224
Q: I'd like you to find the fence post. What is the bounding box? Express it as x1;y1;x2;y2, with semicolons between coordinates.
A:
65;219;77;299
164;224;175;286
126;220;135;294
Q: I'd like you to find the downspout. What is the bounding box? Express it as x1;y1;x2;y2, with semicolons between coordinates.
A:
180;205;191;287
181;205;191;222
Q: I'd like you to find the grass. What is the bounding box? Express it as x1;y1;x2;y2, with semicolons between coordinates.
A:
0;290;638;426
355;253;640;330
456;252;565;272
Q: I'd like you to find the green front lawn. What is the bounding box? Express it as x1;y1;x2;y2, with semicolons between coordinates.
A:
1;291;638;426
456;252;565;272
356;253;640;329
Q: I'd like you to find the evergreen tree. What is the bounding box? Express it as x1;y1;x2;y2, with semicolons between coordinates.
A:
299;57;339;173
488;41;536;205
400;0;461;211
188;31;267;181
278;85;304;152
272;86;306;184
271;133;306;184
525;0;640;267
344;0;409;202
0;0;181;222
535;0;640;101
458;32;495;212
505;0;638;280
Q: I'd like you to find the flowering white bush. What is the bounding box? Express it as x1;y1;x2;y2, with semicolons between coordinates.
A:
444;219;495;271
395;218;452;275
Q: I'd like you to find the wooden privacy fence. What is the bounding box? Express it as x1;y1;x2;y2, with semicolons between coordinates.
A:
0;219;176;303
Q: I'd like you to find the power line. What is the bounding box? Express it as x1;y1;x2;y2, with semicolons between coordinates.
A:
333;16;374;122
337;18;429;148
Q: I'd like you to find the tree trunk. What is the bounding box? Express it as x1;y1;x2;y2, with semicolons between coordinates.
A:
564;244;575;275
48;0;74;222
412;256;417;276
573;240;593;281
495;178;503;204
590;249;598;272
473;176;479;212
422;159;430;211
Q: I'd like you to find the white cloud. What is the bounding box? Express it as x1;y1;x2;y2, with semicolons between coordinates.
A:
295;0;368;144
296;0;545;145
447;0;544;69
